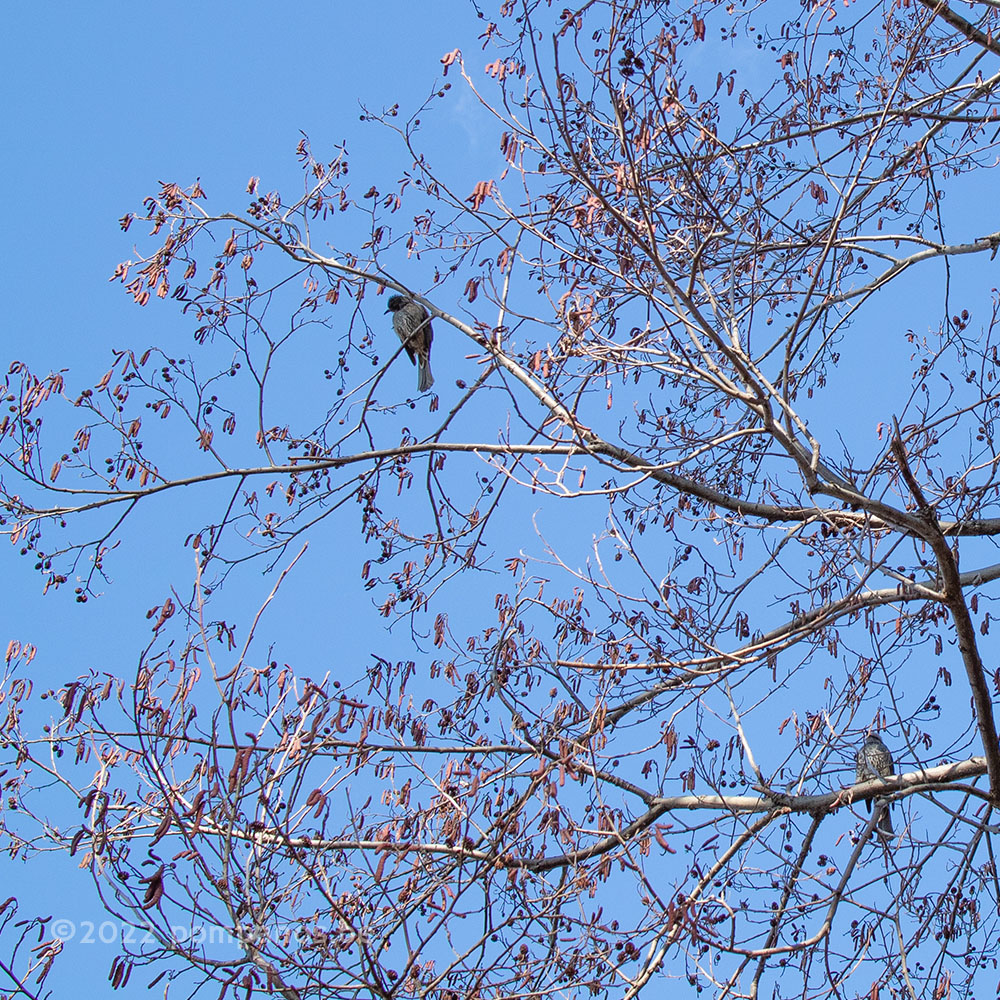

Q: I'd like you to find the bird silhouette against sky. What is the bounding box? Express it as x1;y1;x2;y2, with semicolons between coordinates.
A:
386;295;434;392
856;734;894;838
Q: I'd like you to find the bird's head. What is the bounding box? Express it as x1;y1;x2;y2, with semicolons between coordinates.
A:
385;295;408;314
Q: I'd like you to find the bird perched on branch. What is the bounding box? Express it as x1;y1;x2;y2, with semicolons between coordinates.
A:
385;295;434;392
856;734;894;838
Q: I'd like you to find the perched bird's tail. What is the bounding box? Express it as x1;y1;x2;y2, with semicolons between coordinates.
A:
417;356;434;392
875;802;893;839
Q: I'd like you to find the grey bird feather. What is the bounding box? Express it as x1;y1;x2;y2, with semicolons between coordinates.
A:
856;735;894;838
385;295;434;392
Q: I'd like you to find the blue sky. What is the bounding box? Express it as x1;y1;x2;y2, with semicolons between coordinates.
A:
4;4;1000;997
1;1;506;616
0;5;505;993
2;4;493;364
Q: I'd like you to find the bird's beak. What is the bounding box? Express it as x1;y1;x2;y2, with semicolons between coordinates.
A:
384;306;392;314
